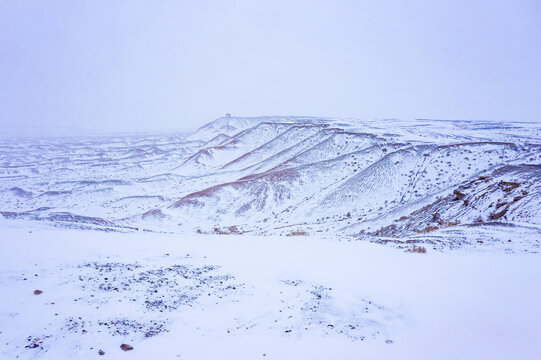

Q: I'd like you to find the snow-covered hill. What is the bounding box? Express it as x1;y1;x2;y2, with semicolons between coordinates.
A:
1;116;540;249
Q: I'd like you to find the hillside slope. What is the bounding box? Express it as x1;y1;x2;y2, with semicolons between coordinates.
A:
1;116;540;249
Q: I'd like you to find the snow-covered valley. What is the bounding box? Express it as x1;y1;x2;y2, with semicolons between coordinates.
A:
1;116;541;359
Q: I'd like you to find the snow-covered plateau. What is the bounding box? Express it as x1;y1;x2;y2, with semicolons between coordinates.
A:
1;116;540;359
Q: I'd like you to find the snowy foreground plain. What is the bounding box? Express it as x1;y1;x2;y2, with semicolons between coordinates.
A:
1;221;540;360
1;116;541;359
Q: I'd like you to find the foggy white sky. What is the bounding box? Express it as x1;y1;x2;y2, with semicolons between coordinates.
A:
1;0;540;134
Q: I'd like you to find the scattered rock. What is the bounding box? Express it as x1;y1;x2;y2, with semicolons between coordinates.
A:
498;181;520;192
98;349;105;355
25;336;46;349
120;343;133;351
34;290;43;295
453;189;466;200
490;206;508;220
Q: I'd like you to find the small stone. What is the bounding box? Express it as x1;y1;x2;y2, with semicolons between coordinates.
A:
34;290;43;295
120;344;133;351
98;349;105;355
386;339;393;344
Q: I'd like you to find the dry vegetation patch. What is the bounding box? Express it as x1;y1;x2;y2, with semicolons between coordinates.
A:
405;245;427;253
287;229;309;236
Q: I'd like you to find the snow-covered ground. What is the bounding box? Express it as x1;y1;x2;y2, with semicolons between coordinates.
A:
1;221;540;359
